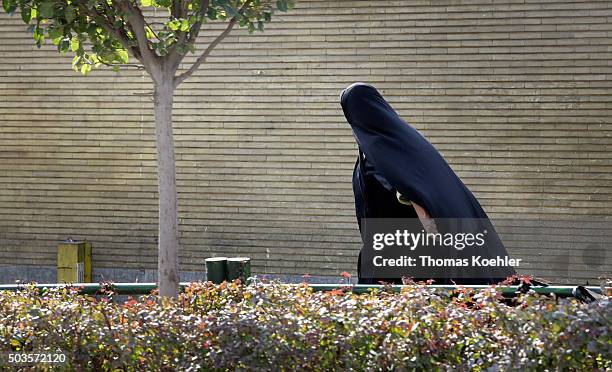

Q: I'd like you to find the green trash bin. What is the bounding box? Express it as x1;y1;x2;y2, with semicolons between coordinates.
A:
205;257;227;284
227;257;251;283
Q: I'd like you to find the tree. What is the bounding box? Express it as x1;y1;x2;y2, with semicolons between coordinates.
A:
2;0;295;297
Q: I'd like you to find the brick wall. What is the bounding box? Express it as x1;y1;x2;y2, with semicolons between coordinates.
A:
1;0;610;283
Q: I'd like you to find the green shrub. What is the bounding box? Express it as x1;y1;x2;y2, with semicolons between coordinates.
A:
0;281;610;371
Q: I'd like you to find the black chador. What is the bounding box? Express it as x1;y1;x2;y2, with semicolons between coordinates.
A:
340;83;516;284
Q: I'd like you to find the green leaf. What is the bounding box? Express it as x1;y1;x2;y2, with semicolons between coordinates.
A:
179;19;189;32
33;24;44;47
186;42;195;54
225;5;236;17
51;35;62;45
72;55;81;68
116;49;128;63
2;0;17;14
49;27;63;45
20;7;31;22
145;26;155;39
168;20;180;31
70;37;80;52
64;5;75;23
59;38;70;53
38;2;54;18
276;0;288;12
175;43;187;55
80;63;91;75
3;0;17;15
141;0;151;6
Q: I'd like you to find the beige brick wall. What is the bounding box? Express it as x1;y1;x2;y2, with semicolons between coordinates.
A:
1;0;610;283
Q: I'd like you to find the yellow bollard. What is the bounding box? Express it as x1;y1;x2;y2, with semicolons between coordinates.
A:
57;240;92;283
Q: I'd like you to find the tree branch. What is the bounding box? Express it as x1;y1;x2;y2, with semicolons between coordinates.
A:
100;61;146;70
174;0;249;87
173;18;235;87
75;1;142;61
166;0;208;72
171;0;181;19
112;0;161;78
187;0;209;45
97;1;142;57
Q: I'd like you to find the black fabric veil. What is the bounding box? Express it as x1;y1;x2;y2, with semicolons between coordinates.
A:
340;82;516;284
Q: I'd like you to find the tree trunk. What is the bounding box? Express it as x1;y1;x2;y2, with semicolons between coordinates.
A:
153;75;180;297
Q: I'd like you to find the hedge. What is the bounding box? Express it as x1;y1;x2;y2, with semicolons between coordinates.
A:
0;281;610;371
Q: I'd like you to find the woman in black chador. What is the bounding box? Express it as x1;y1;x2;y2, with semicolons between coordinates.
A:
340;82;516;285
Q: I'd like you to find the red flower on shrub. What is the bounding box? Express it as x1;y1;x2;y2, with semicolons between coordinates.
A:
124;298;138;309
328;289;345;296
